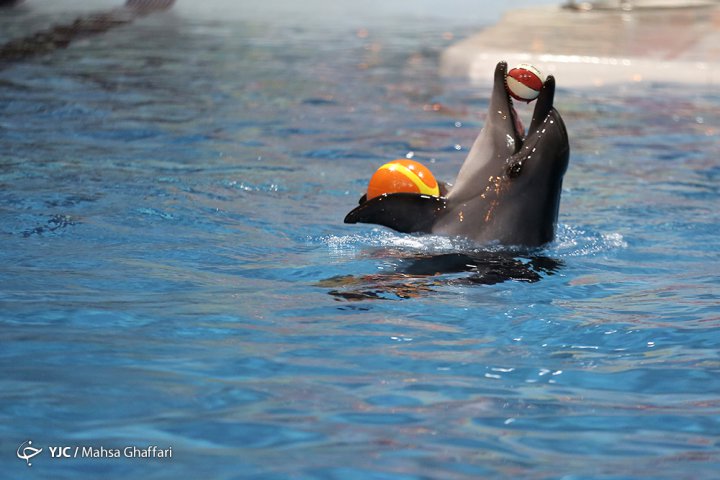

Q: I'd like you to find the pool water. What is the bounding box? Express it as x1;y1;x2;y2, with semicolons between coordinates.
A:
1;1;719;479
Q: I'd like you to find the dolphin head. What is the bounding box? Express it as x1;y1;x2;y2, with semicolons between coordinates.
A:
345;61;569;248
433;61;570;247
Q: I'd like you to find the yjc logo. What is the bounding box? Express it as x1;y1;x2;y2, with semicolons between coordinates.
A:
17;440;43;467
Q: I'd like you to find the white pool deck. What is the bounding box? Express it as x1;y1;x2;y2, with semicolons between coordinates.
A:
441;3;720;87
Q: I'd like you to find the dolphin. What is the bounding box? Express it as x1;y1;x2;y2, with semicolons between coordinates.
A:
345;61;570;248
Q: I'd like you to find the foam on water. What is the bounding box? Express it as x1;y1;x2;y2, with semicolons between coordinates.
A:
319;223;628;263
320;229;468;256
552;224;628;256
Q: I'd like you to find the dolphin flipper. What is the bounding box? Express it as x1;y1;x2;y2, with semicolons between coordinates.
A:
344;193;447;234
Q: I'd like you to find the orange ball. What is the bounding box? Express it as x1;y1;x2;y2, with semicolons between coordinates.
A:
366;159;440;200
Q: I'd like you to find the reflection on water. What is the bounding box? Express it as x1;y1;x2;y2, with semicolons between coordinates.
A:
0;1;175;64
1;1;719;479
322;251;564;300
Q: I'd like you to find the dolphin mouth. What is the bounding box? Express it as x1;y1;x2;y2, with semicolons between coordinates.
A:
493;62;524;154
494;61;557;153
510;104;525;141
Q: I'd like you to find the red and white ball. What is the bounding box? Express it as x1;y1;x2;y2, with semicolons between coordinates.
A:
505;63;545;103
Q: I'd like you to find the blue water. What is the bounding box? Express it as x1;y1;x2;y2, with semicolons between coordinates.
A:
2;1;719;479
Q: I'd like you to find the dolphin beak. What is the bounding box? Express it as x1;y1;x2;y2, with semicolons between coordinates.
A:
528;72;556;136
489;61;566;177
490;62;524;151
492;61;557;148
499;61;569;186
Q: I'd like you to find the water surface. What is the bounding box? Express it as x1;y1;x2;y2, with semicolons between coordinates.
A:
1;1;719;479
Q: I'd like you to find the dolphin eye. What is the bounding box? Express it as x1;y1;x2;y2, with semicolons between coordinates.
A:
507;161;523;178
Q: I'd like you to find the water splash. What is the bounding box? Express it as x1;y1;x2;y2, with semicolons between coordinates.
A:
317;228;481;258
553;224;628;256
319;225;627;259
